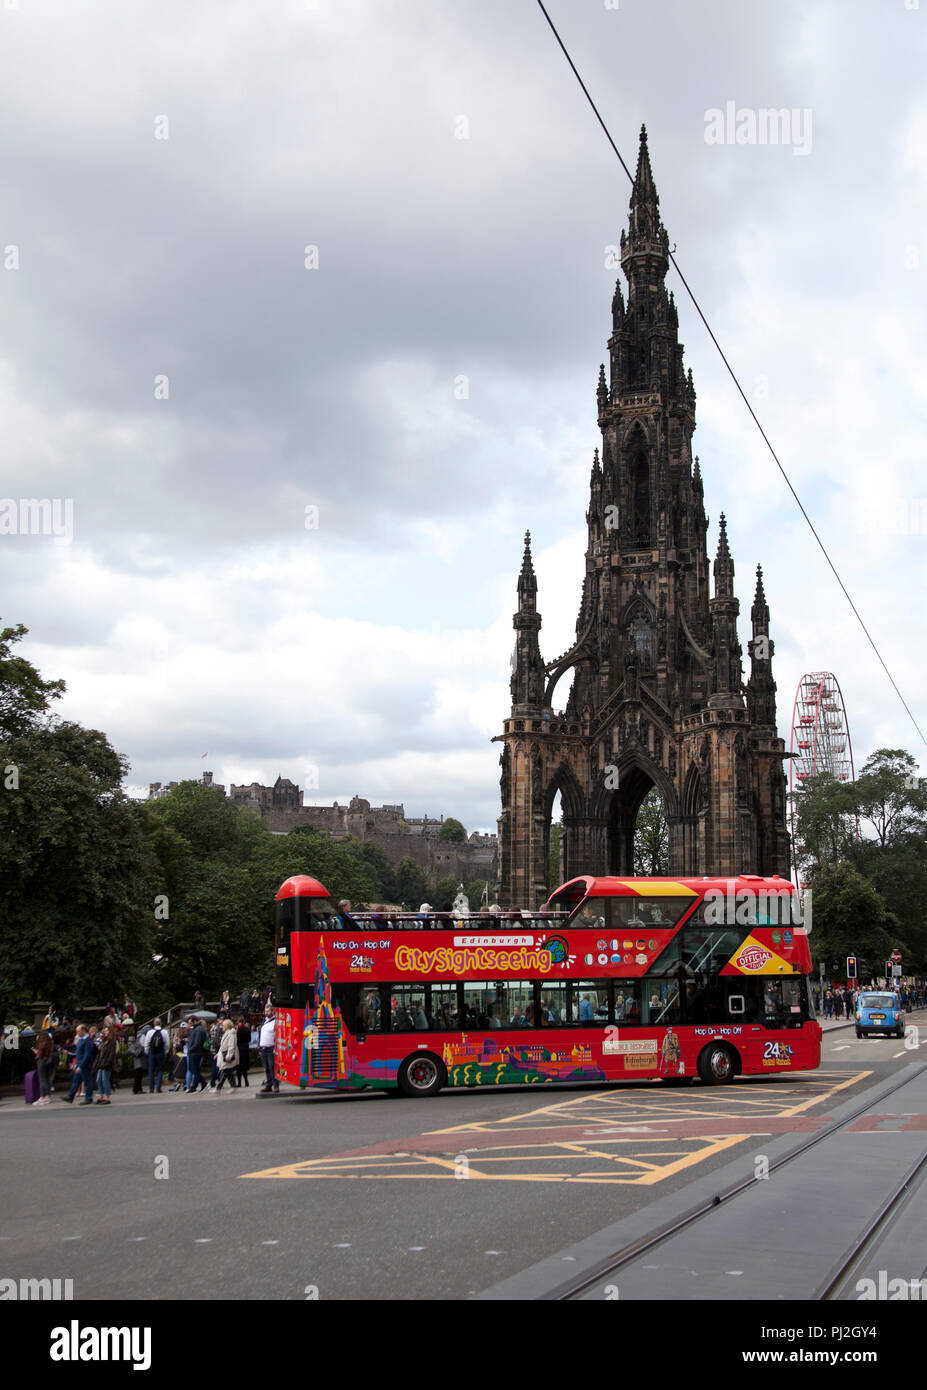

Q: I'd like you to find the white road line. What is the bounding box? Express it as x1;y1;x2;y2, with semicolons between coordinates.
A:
832;1045;851;1051
894;1052;906;1058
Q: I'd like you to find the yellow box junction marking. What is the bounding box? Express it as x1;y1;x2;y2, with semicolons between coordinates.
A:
238;1071;870;1187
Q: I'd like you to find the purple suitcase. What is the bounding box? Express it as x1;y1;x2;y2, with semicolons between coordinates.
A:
24;1070;40;1104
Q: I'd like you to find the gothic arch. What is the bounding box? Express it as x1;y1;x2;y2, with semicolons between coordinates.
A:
593;753;673;876
537;759;586;897
622;419;654;452
589;749;678;822
682;761;711;874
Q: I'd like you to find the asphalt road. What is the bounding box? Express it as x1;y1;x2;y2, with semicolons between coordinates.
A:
1;1017;923;1303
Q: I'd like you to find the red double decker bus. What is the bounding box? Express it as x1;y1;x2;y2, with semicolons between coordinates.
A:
273;872;820;1097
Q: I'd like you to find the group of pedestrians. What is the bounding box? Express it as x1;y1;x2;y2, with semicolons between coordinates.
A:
822;987;857;1020
821;983;925;1019
133;1006;279;1096
49;1023;119;1106
28;998;280;1107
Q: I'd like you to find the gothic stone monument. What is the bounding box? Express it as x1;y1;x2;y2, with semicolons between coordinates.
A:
495;128;789;908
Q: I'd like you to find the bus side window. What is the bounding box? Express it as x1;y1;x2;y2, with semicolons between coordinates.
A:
359;988;382;1032
569;981;610;1024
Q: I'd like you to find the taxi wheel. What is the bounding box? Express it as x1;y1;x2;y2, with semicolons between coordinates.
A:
856;1030;863;1038
697;1043;737;1085
397;1053;446;1098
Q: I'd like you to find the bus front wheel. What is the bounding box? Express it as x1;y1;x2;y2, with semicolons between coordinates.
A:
697;1043;737;1085
397;1053;446;1099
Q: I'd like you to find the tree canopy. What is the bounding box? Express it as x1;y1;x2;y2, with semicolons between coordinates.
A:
791;747;927;975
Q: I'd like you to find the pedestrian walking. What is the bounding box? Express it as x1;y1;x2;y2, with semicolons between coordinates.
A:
208;1017;224;1088
168;1026;189;1091
185;1016;207;1092
215;1018;239;1090
32;1029;56;1107
236;1015;251;1087
64;1026;96;1105
128;1031;147;1094
145;1017;170;1093
93;1027;117;1104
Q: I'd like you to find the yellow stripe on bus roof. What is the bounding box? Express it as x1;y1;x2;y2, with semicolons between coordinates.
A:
613;880;699;896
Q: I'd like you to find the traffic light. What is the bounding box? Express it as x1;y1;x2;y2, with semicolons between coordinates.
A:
846;956;858;979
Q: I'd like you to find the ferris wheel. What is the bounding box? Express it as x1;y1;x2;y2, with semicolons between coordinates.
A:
789;671;856;860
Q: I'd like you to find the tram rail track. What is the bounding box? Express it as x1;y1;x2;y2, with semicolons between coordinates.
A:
541;1059;927;1301
815;1147;927;1300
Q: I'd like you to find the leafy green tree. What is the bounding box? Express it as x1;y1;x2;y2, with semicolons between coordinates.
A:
347;840;399;902
245;831;378;912
854;749;927;846
805;862;893;977
0;621;65;739
432;875;460;911
634;789;668;874
395;857;429;908
792;748;927;970
465;878;488;908
438;817;466;843
791;772;858;877
0;625;155;1023
148;859;270;1004
152;779;266;864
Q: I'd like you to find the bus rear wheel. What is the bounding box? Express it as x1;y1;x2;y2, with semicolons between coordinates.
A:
397;1053;446;1099
697;1043;737;1085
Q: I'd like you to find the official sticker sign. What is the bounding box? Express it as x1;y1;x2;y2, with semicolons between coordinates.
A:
736;945;773;971
722;933;794;976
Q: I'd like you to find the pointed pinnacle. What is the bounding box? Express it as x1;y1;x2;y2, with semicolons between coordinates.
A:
754;563;766;600
631;124;658;208
717;513;730;553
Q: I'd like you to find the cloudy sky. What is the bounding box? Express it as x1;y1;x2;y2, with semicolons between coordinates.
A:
2;0;925;833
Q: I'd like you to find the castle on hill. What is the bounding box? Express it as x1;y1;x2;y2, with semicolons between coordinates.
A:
147;774;497;886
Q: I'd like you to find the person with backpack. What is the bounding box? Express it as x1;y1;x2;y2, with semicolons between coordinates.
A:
144;1018;170;1093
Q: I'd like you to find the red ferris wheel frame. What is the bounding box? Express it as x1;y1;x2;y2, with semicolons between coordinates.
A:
789;671;856;876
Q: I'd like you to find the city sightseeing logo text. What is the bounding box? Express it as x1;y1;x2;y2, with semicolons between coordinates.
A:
394;945;553;976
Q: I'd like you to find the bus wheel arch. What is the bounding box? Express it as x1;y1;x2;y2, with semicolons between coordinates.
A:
397;1052;446;1098
696;1041;739;1085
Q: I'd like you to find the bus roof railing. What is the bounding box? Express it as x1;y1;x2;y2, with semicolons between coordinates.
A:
342;911;569;928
